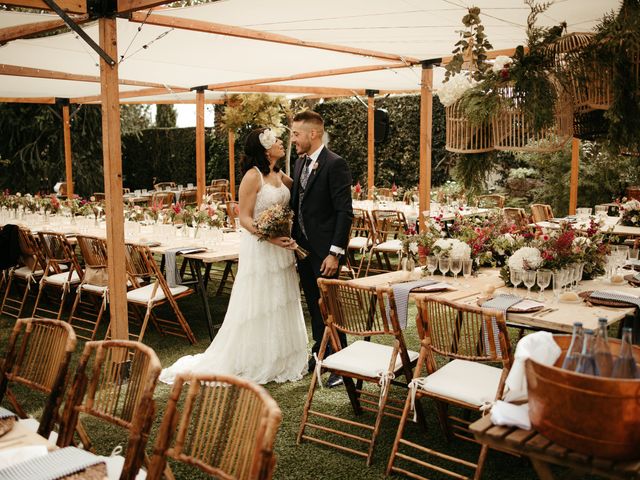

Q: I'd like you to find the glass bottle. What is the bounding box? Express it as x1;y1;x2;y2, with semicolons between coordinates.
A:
594;318;613;377
575;329;599;376
611;328;638;379
562;322;584;371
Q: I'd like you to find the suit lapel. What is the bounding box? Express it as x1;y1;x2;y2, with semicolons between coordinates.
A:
301;147;327;201
293;156;305;202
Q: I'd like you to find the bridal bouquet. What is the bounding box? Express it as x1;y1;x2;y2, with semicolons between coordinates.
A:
253;204;309;259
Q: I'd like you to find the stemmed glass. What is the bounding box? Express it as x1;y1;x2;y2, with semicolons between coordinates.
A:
450;256;462;284
522;270;537;299
426;255;438;278
552;270;564;303
536;269;552;302
462;258;473;287
439;256;450;278
510;268;523;295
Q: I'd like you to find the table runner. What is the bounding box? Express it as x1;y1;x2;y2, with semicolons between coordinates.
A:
387;279;438;329
0;446;104;480
480;294;524;357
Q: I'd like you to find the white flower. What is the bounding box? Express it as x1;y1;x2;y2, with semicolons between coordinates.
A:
433;238;471;259
508;247;543;271
258;128;277;149
436;74;477;107
409;241;418;255
499;233;516;245
623;199;640;212
492;55;512;72
572;236;591;248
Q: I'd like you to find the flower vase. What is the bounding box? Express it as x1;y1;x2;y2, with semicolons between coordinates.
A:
70;215;77;225
417;246;428;266
11;208;18;220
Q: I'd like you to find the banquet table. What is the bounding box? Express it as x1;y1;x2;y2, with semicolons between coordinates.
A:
349;267;638;333
352;199;490;224
535;215;640;239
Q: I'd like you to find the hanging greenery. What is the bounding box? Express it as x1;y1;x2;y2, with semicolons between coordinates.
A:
219;94;290;134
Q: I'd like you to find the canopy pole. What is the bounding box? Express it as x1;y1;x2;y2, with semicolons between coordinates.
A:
569;138;580;215
228;129;236;200
196;89;206;203
99;17;128;340
367;92;375;199
62;102;73;198
419;63;434;230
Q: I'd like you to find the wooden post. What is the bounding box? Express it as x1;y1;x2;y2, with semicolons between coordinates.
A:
99;17;128;340
367;92;375;199
61;102;73;198
569;137;580;215
419;63;434;230
228;129;236;201
195;89;205;204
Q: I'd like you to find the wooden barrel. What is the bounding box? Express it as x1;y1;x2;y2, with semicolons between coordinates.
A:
526;335;640;460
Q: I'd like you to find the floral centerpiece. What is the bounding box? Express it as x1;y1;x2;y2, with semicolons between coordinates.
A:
619;199;640;227
146;198;167;223
42;195;61;215
401;219;444;266
126;205;145;223
432;238;471;259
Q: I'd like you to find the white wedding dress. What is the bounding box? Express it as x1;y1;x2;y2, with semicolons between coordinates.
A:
160;171;308;385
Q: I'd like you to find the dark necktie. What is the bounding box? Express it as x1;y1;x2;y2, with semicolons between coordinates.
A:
298;155;312;237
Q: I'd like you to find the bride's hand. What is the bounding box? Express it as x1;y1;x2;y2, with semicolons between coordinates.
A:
269;236;295;249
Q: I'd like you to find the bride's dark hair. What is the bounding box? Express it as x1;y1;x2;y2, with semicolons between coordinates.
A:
241;128;280;176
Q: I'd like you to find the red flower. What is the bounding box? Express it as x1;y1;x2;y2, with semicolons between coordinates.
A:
391;183;398;193
354;181;362;194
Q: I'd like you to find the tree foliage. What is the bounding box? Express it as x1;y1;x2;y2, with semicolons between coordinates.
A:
155;104;177;128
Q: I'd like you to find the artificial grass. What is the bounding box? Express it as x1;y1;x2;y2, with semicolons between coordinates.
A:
0;271;540;480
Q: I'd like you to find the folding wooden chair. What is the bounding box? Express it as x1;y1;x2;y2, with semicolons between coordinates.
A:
151;191;175;207
57;340;161;479
0;318;76;438
153;181;176;191
179;188;198;206
1;227;47;318
298;279;422;466
476;194;506;209
502;207;529;227
121;243;197;344
68;235;110;341
530;203;554;223
387;297;513;480
147;373;282;480
347;208;374;277
32;231;82;321
365;210;407;276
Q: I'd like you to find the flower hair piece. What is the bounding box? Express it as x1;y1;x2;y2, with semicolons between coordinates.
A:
259;128;277;150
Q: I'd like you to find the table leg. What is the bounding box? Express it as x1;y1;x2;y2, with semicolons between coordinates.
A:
189;258;215;341
530;458;557;480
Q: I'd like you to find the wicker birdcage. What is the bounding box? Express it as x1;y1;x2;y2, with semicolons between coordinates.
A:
445;99;494;153
492;80;573;152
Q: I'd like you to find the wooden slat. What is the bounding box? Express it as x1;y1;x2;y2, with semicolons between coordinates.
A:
62;104;73;198
70;86;190;104
0;97;56;104
486;425;511;440
117;0;171;13
0;15;89;43
525;433;552;452
468;414;493;435
545;442;568;458
504;427;536;448
129;12;419;64
1;0;87;14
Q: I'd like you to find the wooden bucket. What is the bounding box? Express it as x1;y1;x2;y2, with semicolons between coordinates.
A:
445;99;494;153
526;335;640;460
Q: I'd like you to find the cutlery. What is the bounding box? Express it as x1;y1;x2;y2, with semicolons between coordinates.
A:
537;308;558;317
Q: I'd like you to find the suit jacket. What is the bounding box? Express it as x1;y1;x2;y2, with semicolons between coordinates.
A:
291;146;353;258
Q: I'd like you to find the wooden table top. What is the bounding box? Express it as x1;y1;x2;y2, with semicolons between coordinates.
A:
470;415;640;479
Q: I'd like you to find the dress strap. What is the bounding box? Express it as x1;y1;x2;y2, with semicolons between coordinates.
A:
254;166;265;186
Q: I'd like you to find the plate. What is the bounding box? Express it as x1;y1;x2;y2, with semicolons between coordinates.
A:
412;282;451;293
624;274;640;287
579;290;637;308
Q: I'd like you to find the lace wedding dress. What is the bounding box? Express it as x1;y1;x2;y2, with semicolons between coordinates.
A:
160;171;308;385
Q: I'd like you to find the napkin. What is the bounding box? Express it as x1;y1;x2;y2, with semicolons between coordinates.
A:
387;279;438;329
490;401;531;430
503;331;561;402
0;446;48;471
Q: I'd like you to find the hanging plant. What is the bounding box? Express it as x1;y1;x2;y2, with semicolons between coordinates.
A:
219;93;290;134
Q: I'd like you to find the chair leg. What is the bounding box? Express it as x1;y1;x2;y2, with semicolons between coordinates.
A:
435;400;453;441
474;444;490;480
297;360;321;445
386;385;414;475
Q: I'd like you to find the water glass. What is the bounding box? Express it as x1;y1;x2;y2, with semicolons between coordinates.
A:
450;256;462;284
426;255;438;277
552;270;564;303
629;248;639;262
462;258;473;286
510;268;523;294
522;270;537;299
438;257;450;277
536;269;552;301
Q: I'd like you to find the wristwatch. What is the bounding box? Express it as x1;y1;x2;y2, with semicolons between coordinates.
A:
329;251;343;260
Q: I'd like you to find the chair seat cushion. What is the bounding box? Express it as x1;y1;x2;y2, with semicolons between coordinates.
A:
43;271;81;286
13;266;44;278
374;239;402;252
80;280;132;294
417;359;503;407
322;340;418;378
127;283;189;304
349;237;371;250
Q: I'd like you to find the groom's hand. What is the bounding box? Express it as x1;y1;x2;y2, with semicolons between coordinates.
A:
320;254;339;277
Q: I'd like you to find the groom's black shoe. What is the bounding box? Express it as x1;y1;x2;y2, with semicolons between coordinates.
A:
326;373;344;388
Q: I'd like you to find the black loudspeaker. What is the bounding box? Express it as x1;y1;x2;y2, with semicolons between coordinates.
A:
374;109;389;144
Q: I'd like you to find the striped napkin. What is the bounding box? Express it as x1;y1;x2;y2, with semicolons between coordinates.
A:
590;290;640;308
0;407;17;420
481;294;523;356
387;280;438;329
164;247;206;287
0;446;104;480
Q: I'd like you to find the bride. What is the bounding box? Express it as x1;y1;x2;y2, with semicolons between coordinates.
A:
160;128;308;385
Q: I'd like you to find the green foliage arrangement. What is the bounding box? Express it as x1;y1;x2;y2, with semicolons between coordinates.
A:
220;94;289;134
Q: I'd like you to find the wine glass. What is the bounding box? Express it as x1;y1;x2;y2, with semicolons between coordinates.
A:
510;268;523;295
438;256;450;278
522;270;537;299
450;256;462;284
426;255;438;278
462;258;473;287
536;269;552;302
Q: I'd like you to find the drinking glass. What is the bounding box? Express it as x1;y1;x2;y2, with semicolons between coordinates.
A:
426;255;438;278
536;269;552;302
438;257;450;277
510;268;523;295
522;270;537;299
561;267;573;291
552;270;564;303
462;258;473;287
629;248;639;262
594;205;607;219
450;256;462;284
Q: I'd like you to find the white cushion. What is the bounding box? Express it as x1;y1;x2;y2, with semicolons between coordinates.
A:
349;237;371;250
80;283;109;294
417;359;503;407
13;266;43;278
322;340;418;378
127;283;189;304
43;271;81;285
374;239;402;252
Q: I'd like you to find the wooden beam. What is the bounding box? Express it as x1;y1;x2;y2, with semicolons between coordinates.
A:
0;64;187;90
367;94;375;199
70;86;190;103
0;97;56;104
440;47;528;66
228;130;236;201
225;84;362;96
119;99;225;105
99;17;128;340
196;90;206;204
62;104;73;198
0;15;89;44
0;0;87;14
569;137;579;215
130;12;419;64
206;62;411;91
117;0;172;14
419;65;433;230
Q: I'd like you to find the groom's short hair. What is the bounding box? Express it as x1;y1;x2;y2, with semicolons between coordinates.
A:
293;110;324;131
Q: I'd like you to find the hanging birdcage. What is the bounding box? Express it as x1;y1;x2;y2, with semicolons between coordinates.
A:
445;99;494;153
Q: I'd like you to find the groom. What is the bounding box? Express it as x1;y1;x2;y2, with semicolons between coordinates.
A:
290;110;353;388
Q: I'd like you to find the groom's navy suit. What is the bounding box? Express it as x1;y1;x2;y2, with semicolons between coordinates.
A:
291;145;353;355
